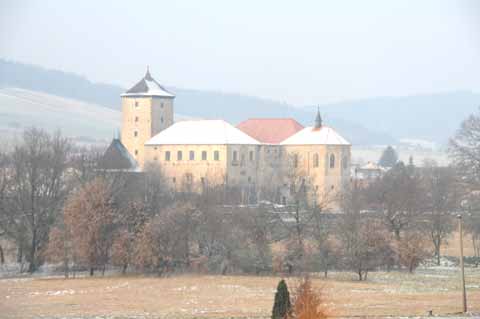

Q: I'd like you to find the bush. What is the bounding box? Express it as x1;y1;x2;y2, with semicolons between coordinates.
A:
291;277;328;319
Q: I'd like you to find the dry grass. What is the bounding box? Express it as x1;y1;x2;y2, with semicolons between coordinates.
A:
1;268;480;319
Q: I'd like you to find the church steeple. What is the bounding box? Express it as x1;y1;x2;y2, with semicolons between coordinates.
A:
314;107;322;129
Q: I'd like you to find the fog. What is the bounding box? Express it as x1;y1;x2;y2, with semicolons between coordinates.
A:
1;0;480;105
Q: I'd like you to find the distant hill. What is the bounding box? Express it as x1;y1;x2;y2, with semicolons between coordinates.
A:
0;88;120;143
308;92;480;145
3;59;477;146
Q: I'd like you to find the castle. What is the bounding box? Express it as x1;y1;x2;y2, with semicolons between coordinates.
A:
106;69;351;207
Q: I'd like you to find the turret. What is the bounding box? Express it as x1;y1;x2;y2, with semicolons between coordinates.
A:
120;68;175;168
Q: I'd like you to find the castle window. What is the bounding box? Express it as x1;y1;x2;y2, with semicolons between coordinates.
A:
165;151;171;161
186;173;193;184
189;151;195;160
214;150;220;161
161;117;164;123
134;130;138;137
313;153;319;168
134;101;139;107
177;151;183;161
202;151;207;160
135;116;139;122
201;177;205;185
249;151;254;161
134;149;138;156
293;154;298;168
161;102;164;108
233;150;238;162
330;154;335;169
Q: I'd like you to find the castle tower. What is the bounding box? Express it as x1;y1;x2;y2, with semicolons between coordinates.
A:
120;68;175;168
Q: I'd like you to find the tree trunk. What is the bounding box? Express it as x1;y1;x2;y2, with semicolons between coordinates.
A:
394;228;401;241
28;230;37;273
90;267;94;276
122;263;127;275
358;270;363;281
0;244;4;264
17;245;23;263
436;247;441;266
409;261;414;273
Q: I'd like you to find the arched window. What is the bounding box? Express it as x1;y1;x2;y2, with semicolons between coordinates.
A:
189;150;195;160
165;151;171;161
233;150;238;161
202;151;207;160
313;153;319;168
293;154;298;168
329;154;335;169
214;150;220;161
177;150;183;161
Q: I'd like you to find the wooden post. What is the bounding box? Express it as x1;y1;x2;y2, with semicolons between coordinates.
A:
458;215;467;313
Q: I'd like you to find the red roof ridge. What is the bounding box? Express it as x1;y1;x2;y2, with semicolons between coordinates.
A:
236;118;304;144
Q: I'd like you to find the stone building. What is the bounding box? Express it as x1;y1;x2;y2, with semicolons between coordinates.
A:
111;69;351;208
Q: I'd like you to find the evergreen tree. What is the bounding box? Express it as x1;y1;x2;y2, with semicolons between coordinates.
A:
272;279;292;319
378;145;398;168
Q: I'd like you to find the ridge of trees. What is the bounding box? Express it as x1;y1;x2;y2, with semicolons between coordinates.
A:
2;107;480;278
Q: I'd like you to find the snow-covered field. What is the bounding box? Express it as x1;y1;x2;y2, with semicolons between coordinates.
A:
1;266;479;319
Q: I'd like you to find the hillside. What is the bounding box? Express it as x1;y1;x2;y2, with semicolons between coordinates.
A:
307;91;480;145
2;59;478;146
0;88;120;143
0;59;396;145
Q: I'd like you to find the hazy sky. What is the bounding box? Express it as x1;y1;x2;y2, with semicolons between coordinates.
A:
1;0;479;105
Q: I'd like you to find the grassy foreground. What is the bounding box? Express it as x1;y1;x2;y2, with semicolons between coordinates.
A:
1;267;480;319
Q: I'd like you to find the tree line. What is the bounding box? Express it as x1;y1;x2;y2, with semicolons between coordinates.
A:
1;108;480;279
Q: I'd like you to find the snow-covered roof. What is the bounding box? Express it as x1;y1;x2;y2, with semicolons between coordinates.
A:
146;120;261;145
280;126;350;146
121;68;175;98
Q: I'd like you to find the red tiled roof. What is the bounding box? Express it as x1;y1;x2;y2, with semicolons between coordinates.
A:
236;118;304;144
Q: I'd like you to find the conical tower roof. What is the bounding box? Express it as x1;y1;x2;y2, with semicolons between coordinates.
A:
121;67;175;98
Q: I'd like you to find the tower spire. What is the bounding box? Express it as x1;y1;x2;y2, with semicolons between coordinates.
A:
314;106;322;129
145;65;152;80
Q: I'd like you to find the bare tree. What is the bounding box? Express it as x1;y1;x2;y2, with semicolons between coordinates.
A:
338;184;393;280
0;128;71;272
450;110;480;188
421;163;458;265
367;162;422;240
396;230;430;273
